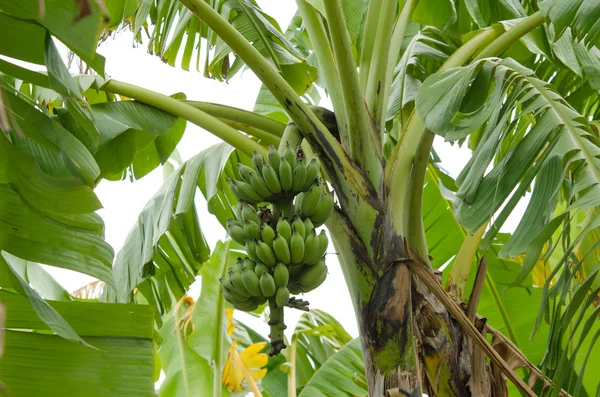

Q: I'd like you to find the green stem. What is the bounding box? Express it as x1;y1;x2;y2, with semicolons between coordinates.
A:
272;200;294;219
217;118;280;147
377;0;417;138
287;334;298;397
183;101;286;136
101;80;267;157
474;11;545;61
268;299;286;356
295;0;349;148
358;0;383;90
485;273;519;344
213;243;230;397
237;0;282;71
178;0;342;157
323;0;382;187
364;0;399;128
446;223;487;299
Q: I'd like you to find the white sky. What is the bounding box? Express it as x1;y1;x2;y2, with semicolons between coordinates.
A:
45;0;528;341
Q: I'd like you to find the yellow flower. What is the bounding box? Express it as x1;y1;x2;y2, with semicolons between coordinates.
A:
222;310;268;393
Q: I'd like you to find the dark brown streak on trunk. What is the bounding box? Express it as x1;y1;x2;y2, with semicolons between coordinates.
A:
466;256;487;322
365;261;420;397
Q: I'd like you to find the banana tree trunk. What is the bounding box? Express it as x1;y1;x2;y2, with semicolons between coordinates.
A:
327;207;487;397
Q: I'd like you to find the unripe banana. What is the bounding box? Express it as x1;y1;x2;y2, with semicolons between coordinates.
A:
302;157;320;191
241;204;260;224
267;145;280;174
274;263;289;287
241;267;263;297
294;193;304;215
287;281;302;295
261;223;276;248
259;272;277;297
248;170;272;199
256;240;277;267
303;230;320;265
298;259;327;291
317;230;328;258
303;218;314;233
243;258;256;272
234;202;244;222
228;178;262;204
301;184;322;216
288;263;305;278
234;257;244;272
252;150;263;173
290;229;305;264
246;240;259;261
292;158;307;193
299;268;327;293
221;278;247;303
226;219;246;245
243;219;261;240
254;263;268;277
237;163;254;183
272;235;291;265
292;217;305;239
283;142;296;170
229;269;251;298
310;191;334;227
278;157;293;192
261;162;282;194
275;286;290;307
276;219;292;243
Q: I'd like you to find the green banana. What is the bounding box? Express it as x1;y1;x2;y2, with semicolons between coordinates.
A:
287;280;302;295
234;257;244;272
275;286;290;307
310;191;334;227
241;204;260;224
272;235;291;264
288;264;305;278
290;229;305;264
283;142;296;170
302;230;320;265
302;157;320;191
298;259;327;291
274;263;289;287
248;170;272;198
261;162;282;194
303;218;314;233
234;202;244;222
243;219;261;240
301;184;322;216
294;193;304;215
256;240;277;267
267;145;281;175
261;223;275;248
228;179;262;204
276;218;292;243
292;216;305;239
237;163;254;183
259;272;277;297
221;278;247;302
317;230;328;258
292;158;306;193
241;267;263;297
278;157;293;192
243;258;256;272
254;263;268;277
252;150;263;173
246;240;259;261
229;269;251;298
226;219;246;245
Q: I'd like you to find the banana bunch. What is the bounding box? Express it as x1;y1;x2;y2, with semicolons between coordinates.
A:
222;145;335;356
227;145;321;204
220;258;292;310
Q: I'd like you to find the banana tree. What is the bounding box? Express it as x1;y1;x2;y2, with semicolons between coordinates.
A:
1;0;600;396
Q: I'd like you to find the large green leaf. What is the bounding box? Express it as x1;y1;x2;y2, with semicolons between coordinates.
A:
297;338;367;397
539;0;600;48
0;290;154;397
